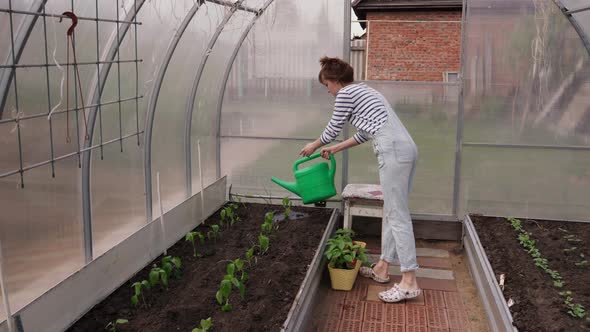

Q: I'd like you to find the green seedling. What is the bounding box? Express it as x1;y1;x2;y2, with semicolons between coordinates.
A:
564;247;578;252
220;205;240;228
149;265;169;289
560;291;587;318
258;234;270;254
162;256;182;279
220;207;229;227
245;247;257;266
216;261;247;312
186;231;205;257
282;197;292;220
335;228;356;241
575;260;588;267
325;230;369;269
508;218;523;232
261;214;273;234
105;319;128;332
130;280;150;307
192;317;212;332
207;224;221;242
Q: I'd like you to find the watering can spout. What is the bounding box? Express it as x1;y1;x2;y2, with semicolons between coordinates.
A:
271;177;300;195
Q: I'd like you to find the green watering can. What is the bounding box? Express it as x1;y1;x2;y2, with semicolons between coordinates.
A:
271;152;337;204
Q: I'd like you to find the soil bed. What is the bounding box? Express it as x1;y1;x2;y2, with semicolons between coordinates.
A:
68;203;332;332
472;216;590;332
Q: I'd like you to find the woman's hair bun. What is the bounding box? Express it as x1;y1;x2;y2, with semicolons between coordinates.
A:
318;56;354;84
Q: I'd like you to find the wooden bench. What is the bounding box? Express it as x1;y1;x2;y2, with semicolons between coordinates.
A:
342;184;384;229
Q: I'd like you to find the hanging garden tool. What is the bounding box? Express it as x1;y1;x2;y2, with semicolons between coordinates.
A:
60;11;89;143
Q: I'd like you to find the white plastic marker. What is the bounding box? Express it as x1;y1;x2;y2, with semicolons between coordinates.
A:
156;172;167;255
507;298;515;307
197;140;205;220
0;240;15;332
499;273;506;291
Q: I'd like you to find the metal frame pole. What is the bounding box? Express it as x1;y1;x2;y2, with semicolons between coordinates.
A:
214;0;275;180
452;0;469;217
81;0;146;263
555;0;590;57
342;0;351;197
0;0;47;120
184;0;245;197
143;2;203;222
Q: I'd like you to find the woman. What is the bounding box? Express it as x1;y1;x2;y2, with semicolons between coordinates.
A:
300;57;420;302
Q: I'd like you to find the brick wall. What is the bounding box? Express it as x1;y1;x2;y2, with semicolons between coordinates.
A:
366;11;462;81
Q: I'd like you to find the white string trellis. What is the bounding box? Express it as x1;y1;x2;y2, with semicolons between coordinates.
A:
47;14;66;121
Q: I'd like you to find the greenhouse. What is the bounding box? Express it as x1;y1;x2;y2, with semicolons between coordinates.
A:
0;0;589;331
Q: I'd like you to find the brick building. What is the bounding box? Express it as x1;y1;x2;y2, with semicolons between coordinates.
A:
352;0;462;82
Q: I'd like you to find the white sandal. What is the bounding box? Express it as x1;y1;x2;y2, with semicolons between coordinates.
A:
378;284;421;303
359;264;390;283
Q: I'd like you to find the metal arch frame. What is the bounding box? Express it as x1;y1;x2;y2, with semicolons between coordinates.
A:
342;0;351;197
555;0;590;57
144;0;258;222
183;0;247;197
142;1;204;224
0;0;47;120
81;0;147;263
214;0;275;179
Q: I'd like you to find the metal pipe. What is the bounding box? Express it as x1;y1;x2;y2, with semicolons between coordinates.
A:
0;131;143;179
7;0;25;188
134;0;140;146
342;0;351;196
229;192;342;203
207;0;260;14
0;59;142;69
81;0;146;264
0;96;142;124
0;8;142;25
352;19;462;23
0;0;48;120
452;0;469;217
565;4;590;15
95;0;104;159
144;1;203;222
116;0;123;153
214;0;275;180
220;134;342;142
72;0;82;169
184;0;245;198
361;80;459;86
463;142;590;151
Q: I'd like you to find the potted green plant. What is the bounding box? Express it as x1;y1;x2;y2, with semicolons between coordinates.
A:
324;229;368;290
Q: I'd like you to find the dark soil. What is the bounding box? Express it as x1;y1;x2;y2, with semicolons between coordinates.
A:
472;216;590;332
68;203;332;332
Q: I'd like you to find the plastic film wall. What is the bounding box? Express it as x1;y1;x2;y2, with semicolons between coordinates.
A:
220;0;346;198
460;0;590;220
0;0;277;319
0;0;139;315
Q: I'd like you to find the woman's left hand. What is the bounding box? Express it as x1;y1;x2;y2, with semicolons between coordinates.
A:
320;146;338;159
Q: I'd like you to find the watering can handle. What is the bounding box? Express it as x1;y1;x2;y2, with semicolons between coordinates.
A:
293;153;337;179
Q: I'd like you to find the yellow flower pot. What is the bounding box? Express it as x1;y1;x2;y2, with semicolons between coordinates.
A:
327;241;367;291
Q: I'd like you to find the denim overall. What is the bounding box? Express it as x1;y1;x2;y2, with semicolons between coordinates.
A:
362;90;419;272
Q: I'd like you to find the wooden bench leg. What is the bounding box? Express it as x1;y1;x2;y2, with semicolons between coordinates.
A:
343;200;352;229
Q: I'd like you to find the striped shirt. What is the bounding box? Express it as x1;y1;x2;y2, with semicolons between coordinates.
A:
320;83;389;145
